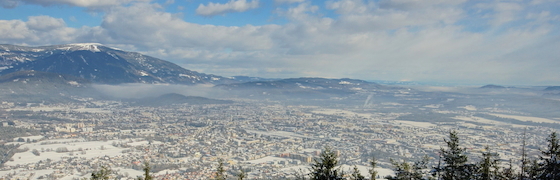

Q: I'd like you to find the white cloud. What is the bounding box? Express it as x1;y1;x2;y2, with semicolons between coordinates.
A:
100;3;275;51
164;0;173;6
476;2;524;26
196;0;259;17
492;2;523;26
275;2;319;21
26;15;66;31
0;19;30;40
377;0;467;10
0;15;116;46
530;0;558;5
326;0;465;33
274;0;305;4
526;11;560;24
326;0;371;14
0;0;18;8
0;16;81;43
0;0;151;8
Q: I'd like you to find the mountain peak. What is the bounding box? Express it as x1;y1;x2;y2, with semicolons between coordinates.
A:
65;43;103;51
68;43;103;46
54;43;108;52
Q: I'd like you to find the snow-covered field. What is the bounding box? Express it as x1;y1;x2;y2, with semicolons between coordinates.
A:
453;116;527;127
245;156;287;164
312;109;374;118
0;138;159;179
459;105;477;111
7;107;111;113
5;139;125;167
114;167;144;177
0;169;55;180
489;113;558;124
126;140;163;146
394;120;436;128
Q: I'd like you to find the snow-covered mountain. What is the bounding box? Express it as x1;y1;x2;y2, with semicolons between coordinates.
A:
0;43;235;85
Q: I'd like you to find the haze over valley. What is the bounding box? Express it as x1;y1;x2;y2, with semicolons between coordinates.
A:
0;43;559;179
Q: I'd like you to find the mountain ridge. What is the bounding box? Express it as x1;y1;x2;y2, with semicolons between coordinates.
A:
0;43;236;85
217;77;383;99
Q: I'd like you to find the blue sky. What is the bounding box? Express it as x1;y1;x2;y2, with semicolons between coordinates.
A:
1;0;559;86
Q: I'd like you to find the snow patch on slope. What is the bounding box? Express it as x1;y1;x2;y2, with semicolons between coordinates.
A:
58;43;103;52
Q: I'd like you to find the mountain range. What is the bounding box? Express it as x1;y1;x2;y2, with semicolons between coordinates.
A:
0;43;387;101
0;43;234;85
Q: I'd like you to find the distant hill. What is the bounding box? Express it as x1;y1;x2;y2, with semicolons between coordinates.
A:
544;86;560;91
543;86;560;98
0;43;236;85
134;93;234;106
229;76;280;83
0;71;103;102
480;84;506;89
217;77;382;99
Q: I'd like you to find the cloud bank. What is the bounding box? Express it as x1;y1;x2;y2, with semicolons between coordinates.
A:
196;0;259;17
92;83;227;99
274;0;305;4
0;0;559;85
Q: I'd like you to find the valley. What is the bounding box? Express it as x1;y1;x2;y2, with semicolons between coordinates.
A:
0;87;559;179
0;44;559;179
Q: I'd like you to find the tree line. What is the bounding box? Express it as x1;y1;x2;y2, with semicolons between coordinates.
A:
291;131;560;180
90;131;560;180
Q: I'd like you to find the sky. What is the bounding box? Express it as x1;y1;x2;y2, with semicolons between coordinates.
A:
0;0;559;86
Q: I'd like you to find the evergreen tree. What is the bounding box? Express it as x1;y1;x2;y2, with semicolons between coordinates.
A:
477;146;500;180
537;132;560;179
294;168;308;180
526;159;541;180
309;146;345;180
502;159;518;180
369;157;378;180
433;156;442;179
386;156;430;180
350;165;365;180
214;158;227;180
438;130;474;180
90;166;111;180
137;162;152;180
520;128;528;180
236;169;246;180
